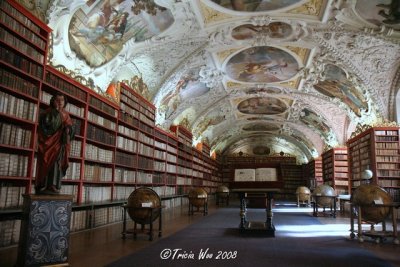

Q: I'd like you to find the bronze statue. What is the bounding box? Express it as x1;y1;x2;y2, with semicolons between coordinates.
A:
35;93;74;194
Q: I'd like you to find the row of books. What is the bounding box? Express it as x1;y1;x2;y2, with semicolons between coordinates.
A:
154;149;166;160
87;124;116;146
0;91;37;121
138;131;154;145
44;71;86;101
376;162;400;170
375;142;399;149
64;162;81;180
0;0;42;35
0;220;20;247
376;156;400;162
114;168;135;183
375;136;399;142
93;205;123;227
375;130;399;136
89;96;117;118
0;184;24;208
88;111;116;130
0;27;44;63
116;135;137;152
0;122;32;148
59;184;78;203
377;179;400;187
115;151;136;167
85;143;114;162
0;153;28;177
0;66;39;97
81;186;112;203
0;10;46;50
0;45;43;78
84;164;113;182
70;140;82;157
118;125;137;139
138;142;153;157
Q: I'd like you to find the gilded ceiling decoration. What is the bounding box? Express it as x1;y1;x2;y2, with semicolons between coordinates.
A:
22;0;400;163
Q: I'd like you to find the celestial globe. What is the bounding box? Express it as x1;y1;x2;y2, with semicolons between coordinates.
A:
296;186;311;202
351;184;392;224
313;184;336;207
188;187;208;207
127;187;161;224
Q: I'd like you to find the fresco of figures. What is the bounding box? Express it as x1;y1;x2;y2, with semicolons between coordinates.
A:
68;0;174;67
160;68;211;119
211;0;303;12
299;108;331;139
314;64;368;117
232;22;292;40
355;0;400;29
237;97;288;115
226;46;299;83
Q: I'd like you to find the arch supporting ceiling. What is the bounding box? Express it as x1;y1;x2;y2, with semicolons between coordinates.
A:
22;0;400;163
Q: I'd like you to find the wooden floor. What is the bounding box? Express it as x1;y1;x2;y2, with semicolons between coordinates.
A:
0;199;399;267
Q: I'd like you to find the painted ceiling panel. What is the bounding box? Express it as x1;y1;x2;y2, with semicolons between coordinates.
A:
19;0;400;163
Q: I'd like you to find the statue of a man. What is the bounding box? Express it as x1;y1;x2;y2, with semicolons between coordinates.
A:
35;92;74;194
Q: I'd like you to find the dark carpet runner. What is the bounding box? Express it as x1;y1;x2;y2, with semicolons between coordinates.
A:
106;207;394;267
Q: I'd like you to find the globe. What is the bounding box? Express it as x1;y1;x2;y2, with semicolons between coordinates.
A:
313;184;336;207
217;185;229;197
351;184;392;224
188;187;208;207
127;187;161;224
296;186;311;202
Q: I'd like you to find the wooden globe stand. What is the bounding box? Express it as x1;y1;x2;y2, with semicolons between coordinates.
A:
122;188;163;241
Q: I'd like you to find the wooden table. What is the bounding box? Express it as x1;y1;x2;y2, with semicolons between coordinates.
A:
231;188;281;237
350;202;399;244
121;205;163;241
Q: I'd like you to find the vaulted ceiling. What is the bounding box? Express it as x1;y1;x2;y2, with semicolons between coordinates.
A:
22;0;400;163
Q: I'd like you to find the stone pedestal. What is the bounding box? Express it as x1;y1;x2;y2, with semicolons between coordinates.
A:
17;194;73;267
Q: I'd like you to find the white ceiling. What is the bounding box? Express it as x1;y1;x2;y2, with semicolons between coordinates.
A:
22;0;400;163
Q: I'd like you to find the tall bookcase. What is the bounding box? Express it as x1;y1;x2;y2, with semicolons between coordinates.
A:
280;164;305;199
0;0;51;203
321;147;349;195
304;157;323;190
347;126;400;201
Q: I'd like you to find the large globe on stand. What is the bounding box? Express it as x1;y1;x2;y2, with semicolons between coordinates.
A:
217;185;229;197
351;184;392;224
127;187;161;224
188;188;208;207
313;184;336;207
296;186;311;202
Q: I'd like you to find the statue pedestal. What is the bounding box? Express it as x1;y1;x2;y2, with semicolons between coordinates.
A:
17;194;73;267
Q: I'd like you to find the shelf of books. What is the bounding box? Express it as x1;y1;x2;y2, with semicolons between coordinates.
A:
280;164;305;199
0;0;51;248
304;157;323;190
347;126;400;202
321;147;349;195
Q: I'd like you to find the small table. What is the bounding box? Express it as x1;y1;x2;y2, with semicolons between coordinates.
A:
312;195;337;218
350;202;399;244
121;205;163;241
231;188;281;237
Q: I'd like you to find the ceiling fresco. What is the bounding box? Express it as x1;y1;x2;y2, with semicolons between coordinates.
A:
225;46;300;83
18;0;400;163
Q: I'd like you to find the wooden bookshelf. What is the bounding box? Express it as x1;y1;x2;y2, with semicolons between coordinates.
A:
0;0;51;197
322;147;349;195
280;164;305;199
304;157;323;190
347;126;400;201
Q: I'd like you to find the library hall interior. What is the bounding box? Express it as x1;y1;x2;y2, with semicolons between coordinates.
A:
1;0;400;266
